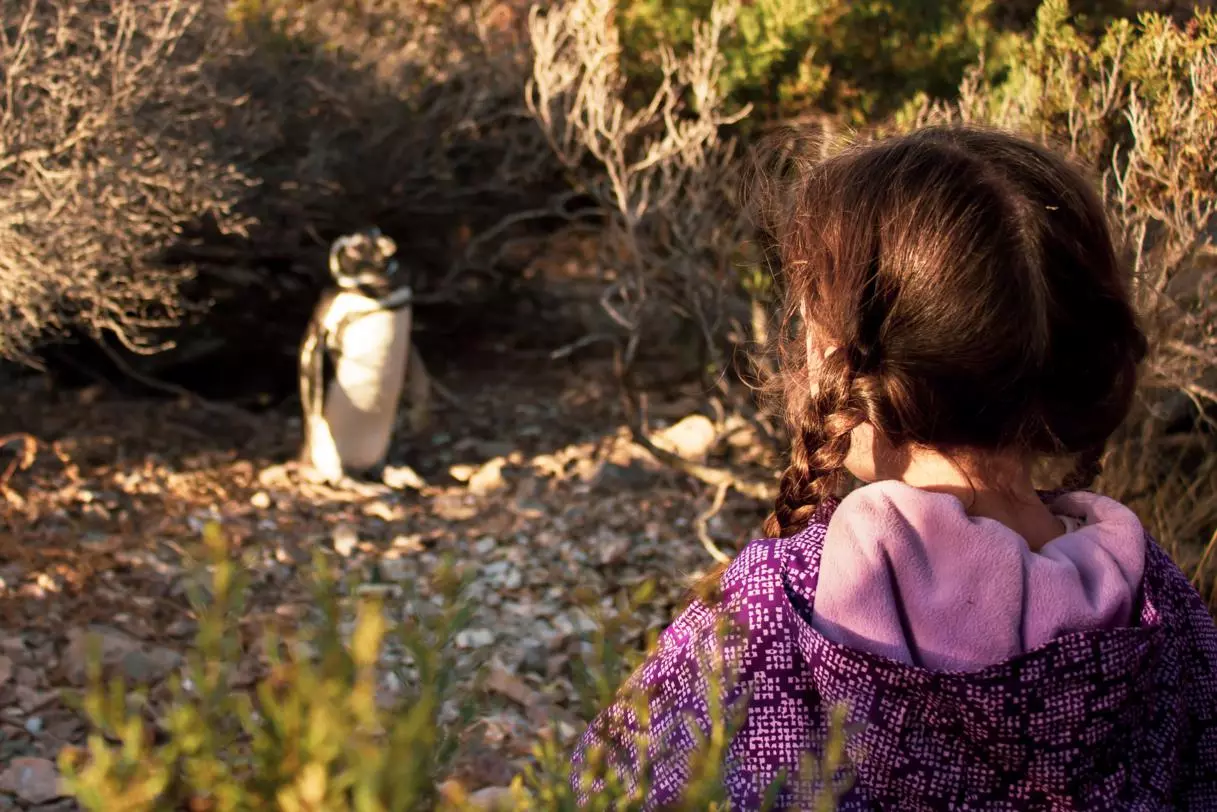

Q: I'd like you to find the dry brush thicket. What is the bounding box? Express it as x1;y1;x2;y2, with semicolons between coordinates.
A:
1;0;562;368
0;1;253;362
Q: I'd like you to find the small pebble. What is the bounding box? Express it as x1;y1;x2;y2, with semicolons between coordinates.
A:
24;717;42;735
455;628;495;648
332;525;359;557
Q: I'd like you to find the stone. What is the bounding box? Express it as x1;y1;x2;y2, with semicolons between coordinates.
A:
119;647;183;685
377;558;412;583
468;458;507;496
0;758;62;805
63;626;181;686
455;628;495;649
651;414;717;461
331;524;359;557
598;534;632;566
592;461;655;491
383;465;426;491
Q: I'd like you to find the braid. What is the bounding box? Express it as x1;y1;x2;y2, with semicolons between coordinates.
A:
763;352;862;538
690;355;862;607
1061;443;1105;491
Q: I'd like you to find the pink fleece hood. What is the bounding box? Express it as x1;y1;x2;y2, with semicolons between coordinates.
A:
812;480;1148;673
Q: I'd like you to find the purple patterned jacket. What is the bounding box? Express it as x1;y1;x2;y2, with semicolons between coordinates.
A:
574;497;1217;810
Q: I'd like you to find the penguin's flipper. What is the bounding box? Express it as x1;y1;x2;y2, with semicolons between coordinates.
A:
299;294;339;421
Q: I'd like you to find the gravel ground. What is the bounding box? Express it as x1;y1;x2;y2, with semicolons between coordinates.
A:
0;347;775;808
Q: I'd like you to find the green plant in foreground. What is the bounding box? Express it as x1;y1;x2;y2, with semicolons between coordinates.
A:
60;522;850;810
60;522;479;811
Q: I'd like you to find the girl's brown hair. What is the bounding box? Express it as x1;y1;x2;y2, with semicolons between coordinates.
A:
751;125;1148;545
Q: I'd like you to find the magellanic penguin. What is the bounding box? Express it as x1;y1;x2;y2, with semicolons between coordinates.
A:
298;227;426;484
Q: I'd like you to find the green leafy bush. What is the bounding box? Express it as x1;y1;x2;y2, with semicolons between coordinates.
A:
58;523;849;810
618;0;1021;124
60;522;478;811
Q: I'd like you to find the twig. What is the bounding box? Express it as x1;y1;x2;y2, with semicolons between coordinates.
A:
0;432;38;492
615;348;776;502
1191;526;1217;591
694;480;732;563
550;333;617;360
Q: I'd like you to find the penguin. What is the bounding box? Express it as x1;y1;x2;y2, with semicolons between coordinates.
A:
298;227;428;485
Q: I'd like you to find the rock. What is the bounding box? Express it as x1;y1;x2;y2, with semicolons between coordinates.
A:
120;647;183;685
651;414;717;461
474;537;496;555
592;461;655;491
166;618;198;639
502;567;522;590
0;655;11;688
383;465;426;491
455;628;495;649
468;458;507;496
598;534;632;566
0;758;63;805
468;786;515;810
377;557;412;583
63;626;182;686
249;491;272;509
519;640;548;675
23;717;42;735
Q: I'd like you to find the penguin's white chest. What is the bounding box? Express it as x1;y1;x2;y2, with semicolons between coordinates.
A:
317;292;412;471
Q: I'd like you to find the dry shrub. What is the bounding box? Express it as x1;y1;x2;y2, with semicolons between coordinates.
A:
0;0;562;368
526;0;754;376
0;0;254;362
219;0;557;285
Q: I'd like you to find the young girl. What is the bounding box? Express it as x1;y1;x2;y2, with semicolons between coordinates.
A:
573;126;1217;809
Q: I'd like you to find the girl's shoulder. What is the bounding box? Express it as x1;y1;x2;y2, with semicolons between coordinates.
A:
713;497;841;615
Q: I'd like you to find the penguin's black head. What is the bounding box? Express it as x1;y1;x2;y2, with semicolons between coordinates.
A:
328;227;402;296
